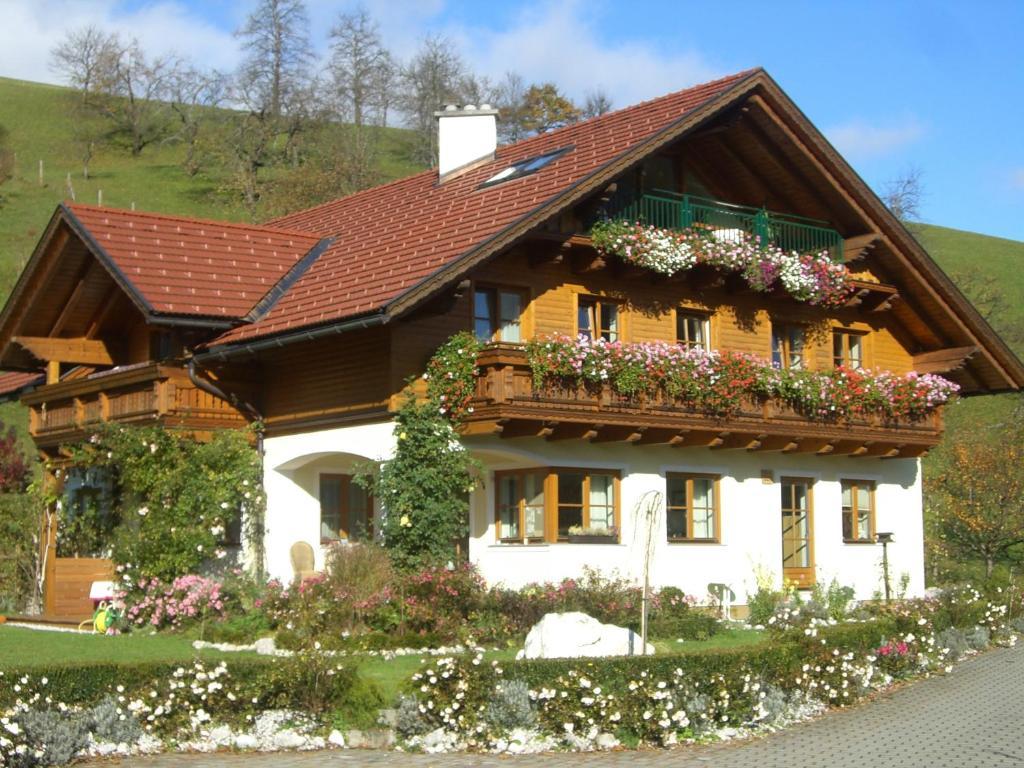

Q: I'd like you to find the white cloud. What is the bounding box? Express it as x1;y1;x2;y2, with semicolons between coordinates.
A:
826;117;925;161
0;0;240;86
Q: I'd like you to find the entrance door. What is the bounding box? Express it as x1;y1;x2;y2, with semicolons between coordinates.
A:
780;477;814;587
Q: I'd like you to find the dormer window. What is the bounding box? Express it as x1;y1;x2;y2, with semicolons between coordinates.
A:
479;146;573;188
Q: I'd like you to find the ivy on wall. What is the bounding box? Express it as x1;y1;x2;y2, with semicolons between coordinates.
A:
62;424;265;586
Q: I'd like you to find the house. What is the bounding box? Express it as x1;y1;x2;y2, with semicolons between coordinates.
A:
2;68;1021;617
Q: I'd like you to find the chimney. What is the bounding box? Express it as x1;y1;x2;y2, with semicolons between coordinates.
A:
434;103;498;180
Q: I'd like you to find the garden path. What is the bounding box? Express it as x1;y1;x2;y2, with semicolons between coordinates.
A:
96;643;1024;768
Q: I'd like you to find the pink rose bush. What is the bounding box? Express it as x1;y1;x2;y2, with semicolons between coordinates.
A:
122;574;226;629
591;219;853;307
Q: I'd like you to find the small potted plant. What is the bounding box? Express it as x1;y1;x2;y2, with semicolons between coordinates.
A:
567;524;619;544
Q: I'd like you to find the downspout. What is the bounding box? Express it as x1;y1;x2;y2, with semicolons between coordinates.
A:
187;357;267;580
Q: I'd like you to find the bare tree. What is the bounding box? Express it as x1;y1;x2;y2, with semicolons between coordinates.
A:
458;73;497;107
49;25;121;101
494;71;528;144
235;0;314;118
582;88;613;120
92;39;179;156
400;35;465;166
370;51;398;127
168;66;228;176
327;7;391;128
882;165;924;223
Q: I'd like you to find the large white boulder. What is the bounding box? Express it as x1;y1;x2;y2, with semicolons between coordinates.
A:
518;611;655;660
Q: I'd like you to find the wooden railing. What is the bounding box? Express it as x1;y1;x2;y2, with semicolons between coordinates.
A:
23;363;246;445
465;345;944;454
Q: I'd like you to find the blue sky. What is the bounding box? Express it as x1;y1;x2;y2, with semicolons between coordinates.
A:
2;0;1022;241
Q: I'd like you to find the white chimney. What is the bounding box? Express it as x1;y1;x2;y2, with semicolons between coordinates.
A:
434;103;498;180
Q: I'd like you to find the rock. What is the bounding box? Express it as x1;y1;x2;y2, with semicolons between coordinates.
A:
519;612;655;659
234;734;258;750
254;636;277;656
208;725;233;746
345;729;396;749
328;730;346;748
595;732;620;749
272;729;307;749
377;708;398;728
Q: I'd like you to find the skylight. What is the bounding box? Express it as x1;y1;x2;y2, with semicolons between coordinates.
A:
479;146;574;188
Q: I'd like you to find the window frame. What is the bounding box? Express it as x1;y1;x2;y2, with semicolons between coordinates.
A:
472;283;528;343
840;479;876;544
665;472;721;543
576;295;623;342
492;467;621;544
319;473;374;544
780;476;816;588
832;328;867;369
675;309;711;351
771;323;806;370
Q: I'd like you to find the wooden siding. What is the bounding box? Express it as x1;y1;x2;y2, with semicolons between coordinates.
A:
261;325;392;432
47;557;113;619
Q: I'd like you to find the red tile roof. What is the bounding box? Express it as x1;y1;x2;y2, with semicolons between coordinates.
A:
211;69;756;344
0;371;43;398
66;204;324;319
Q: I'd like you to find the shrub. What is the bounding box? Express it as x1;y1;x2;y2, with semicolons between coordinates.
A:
321;542;396;631
485;680;535;731
122;574;227;630
0;490;42;613
935;627;969;661
811;578;856;621
13;708;92;767
746;576;790;626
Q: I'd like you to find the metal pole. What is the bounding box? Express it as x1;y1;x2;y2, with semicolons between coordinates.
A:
882;540;891;603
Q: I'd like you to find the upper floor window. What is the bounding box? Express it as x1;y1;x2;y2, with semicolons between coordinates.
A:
772;324;805;369
666;473;719;542
841;479;874;543
578;297;620;342
833;330;865;369
320;474;373;543
676;310;710;351
474;286;524;343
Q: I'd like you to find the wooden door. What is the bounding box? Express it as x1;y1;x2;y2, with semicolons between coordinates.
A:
780;477;815;588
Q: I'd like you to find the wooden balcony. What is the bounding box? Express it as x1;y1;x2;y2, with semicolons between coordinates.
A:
22;362;247;450
462;345;943;458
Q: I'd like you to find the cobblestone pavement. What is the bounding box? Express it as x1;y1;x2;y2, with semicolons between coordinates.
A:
97;643;1024;768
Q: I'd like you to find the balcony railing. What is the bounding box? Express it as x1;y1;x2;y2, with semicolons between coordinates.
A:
463;345;943;458
22;363;246;446
606;190;844;261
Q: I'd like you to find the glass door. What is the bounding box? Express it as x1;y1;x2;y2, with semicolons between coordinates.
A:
780;478;815;587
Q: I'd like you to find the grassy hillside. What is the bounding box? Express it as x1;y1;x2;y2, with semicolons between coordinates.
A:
0;76;421;293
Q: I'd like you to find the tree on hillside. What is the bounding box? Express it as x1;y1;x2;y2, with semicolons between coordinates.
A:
494;71;529;144
882;165;924;224
235;0;314;118
91;39;179;156
49;25;121;101
327;7;392;128
521;83;581;134
951;271;1024;353
0;125;13;191
169;66;228;177
400;35;465;166
926;409;1024;577
582;88;613;120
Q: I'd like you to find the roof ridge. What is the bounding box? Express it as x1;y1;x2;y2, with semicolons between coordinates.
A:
66;202;320;240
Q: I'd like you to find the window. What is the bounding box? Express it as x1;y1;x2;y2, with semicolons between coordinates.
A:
555;470;617;538
473;286;525;342
494;468;619;542
666;474;719;541
578;297;620;341
676;310;710;351
320;474;373;542
495;470;546;543
480;146;574;188
780;478;814;584
772;324;805;369
833;330;865;369
841;480;875;542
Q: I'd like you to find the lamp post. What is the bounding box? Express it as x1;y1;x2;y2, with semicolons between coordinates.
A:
876;531;894;603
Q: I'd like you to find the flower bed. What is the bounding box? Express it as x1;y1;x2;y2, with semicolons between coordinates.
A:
526;334;958;421
590;219;852;307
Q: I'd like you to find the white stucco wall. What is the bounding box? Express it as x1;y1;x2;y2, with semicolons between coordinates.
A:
261;419;925;602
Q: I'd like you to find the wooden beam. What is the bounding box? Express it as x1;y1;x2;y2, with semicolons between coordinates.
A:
569;250;607;274
850;443;904;459
459;420;504;437
753;435;800;452
633;428;689;446
913;346;980;374
85;287;121;340
710;432;765;451
499;420;556;440
13;336;114;366
546;423;601;442
46;360;60;385
843;233;880;262
591;426;645;444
